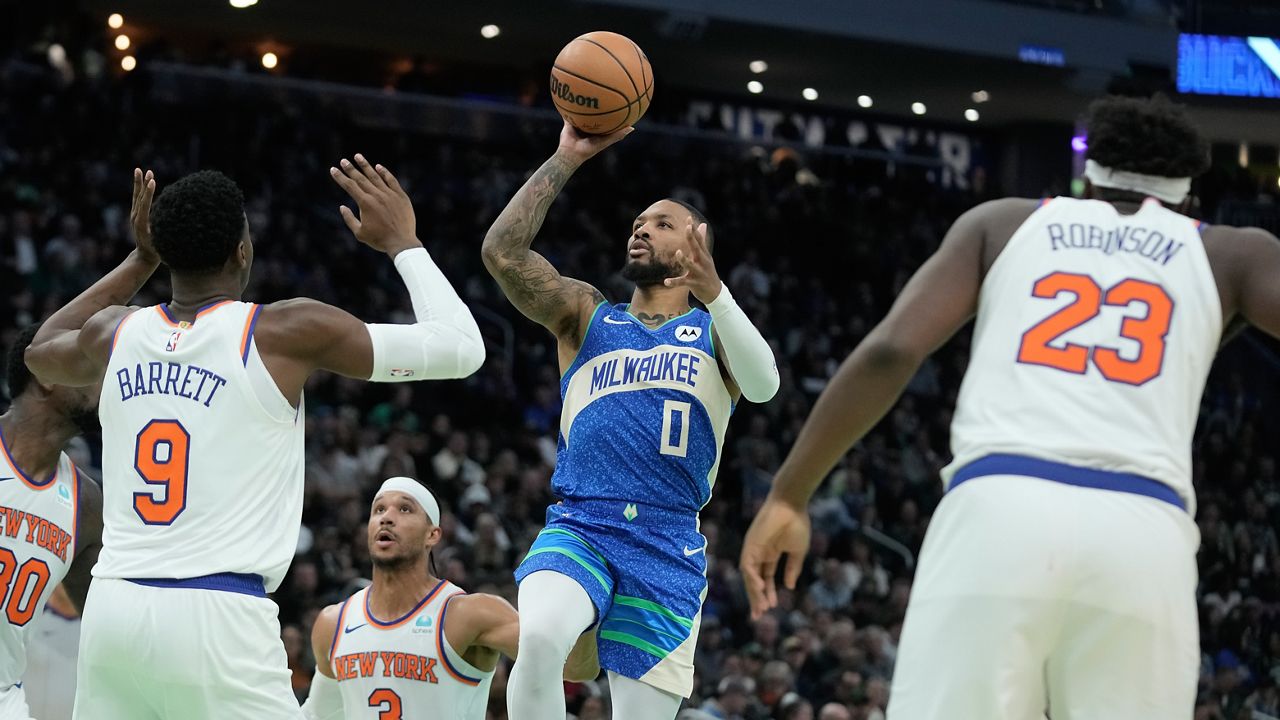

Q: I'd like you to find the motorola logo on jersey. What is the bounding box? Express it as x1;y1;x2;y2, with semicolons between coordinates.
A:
675;326;702;342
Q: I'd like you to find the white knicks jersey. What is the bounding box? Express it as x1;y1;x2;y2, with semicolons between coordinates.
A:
328;581;495;720
96;301;304;591
0;436;78;688
945;198;1222;513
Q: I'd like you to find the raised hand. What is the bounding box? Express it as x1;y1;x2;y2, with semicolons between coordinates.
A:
739;496;811;620
330;154;422;257
131;168;159;263
663;220;722;304
554;120;633;167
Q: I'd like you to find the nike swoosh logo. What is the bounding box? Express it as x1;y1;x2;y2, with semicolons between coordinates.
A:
0;477;12;482
343;623;367;634
602;316;630;325
683;545;706;557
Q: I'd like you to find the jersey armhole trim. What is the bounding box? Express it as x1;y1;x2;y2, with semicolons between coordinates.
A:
240;304;263;366
328;595;352;664
109;310;137;361
69;465;82;564
436;592;484;686
561;301;609;380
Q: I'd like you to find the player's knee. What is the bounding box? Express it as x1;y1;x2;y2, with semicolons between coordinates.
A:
517;621;576;667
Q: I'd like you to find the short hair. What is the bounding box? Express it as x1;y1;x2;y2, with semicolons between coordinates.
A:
1085;96;1210;179
665;198;715;253
150;170;247;274
5;324;41;402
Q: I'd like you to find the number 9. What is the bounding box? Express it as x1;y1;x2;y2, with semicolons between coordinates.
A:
133;420;190;525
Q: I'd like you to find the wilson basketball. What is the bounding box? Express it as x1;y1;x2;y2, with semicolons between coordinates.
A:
550;31;653;135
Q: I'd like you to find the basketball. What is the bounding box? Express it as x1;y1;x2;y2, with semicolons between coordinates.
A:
550;31;653;135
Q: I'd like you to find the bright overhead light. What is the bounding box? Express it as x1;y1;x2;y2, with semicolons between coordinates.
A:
47;44;67;65
749;60;768;74
480;24;500;39
261;52;278;69
747;80;764;94
107;13;124;29
972;90;990;103
115;34;130;51
912;102;927;115
121;55;136;71
228;0;259;8
965;108;980;122
857;95;873;108
802;87;818;101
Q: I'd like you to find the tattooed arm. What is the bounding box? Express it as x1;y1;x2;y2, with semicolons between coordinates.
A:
482;121;632;348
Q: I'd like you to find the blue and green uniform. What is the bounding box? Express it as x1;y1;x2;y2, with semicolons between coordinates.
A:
515;302;734;698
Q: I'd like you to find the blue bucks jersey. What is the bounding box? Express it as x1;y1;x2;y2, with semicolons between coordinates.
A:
552;303;735;514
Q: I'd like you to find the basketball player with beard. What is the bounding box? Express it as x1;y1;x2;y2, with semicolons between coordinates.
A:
302;477;599;720
482;121;779;720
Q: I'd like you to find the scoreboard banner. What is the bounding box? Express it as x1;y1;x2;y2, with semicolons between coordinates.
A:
1177;34;1280;98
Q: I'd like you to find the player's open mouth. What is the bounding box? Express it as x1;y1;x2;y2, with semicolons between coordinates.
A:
375;530;396;547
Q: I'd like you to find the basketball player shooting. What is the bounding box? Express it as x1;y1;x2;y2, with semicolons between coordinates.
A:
301;477;599;720
25;156;485;719
740;96;1280;719
0;168;160;720
483;121;779;720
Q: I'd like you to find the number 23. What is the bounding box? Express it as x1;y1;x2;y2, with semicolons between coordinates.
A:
1017;271;1173;386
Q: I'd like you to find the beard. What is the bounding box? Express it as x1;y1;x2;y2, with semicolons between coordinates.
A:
370;551;421;571
621;256;678;287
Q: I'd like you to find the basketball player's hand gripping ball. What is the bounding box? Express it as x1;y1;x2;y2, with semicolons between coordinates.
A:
664;221;721;304
554;120;633;168
330;154;421;257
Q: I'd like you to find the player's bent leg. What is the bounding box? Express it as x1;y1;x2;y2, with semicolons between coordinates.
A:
1046;493;1199;720
508;570;598;720
886;476;1074;720
607;672;683;720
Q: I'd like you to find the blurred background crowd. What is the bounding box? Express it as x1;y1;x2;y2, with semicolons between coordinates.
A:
5;2;1280;718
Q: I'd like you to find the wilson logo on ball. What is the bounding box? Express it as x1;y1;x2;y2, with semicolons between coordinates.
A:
550;76;600;109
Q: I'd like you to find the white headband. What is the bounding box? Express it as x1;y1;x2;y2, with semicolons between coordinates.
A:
1084;160;1191;205
374;477;441;526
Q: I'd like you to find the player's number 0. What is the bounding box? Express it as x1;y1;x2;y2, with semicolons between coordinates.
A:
660;400;691;458
132;420;191;525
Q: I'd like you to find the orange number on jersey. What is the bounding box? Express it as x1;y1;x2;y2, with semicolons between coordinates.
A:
132;420;191;525
1093;279;1175;386
368;688;402;720
1016;272;1101;374
1018;272;1173;386
0;547;52;626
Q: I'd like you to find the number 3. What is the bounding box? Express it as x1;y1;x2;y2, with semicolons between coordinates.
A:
368;688;402;720
1017;272;1173;386
133;420;191;525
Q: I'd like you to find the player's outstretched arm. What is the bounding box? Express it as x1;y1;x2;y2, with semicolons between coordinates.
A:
480;121;630;344
26;169;161;387
61;471;104;612
301;603;344;720
740;199;998;619
258;156;485;404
